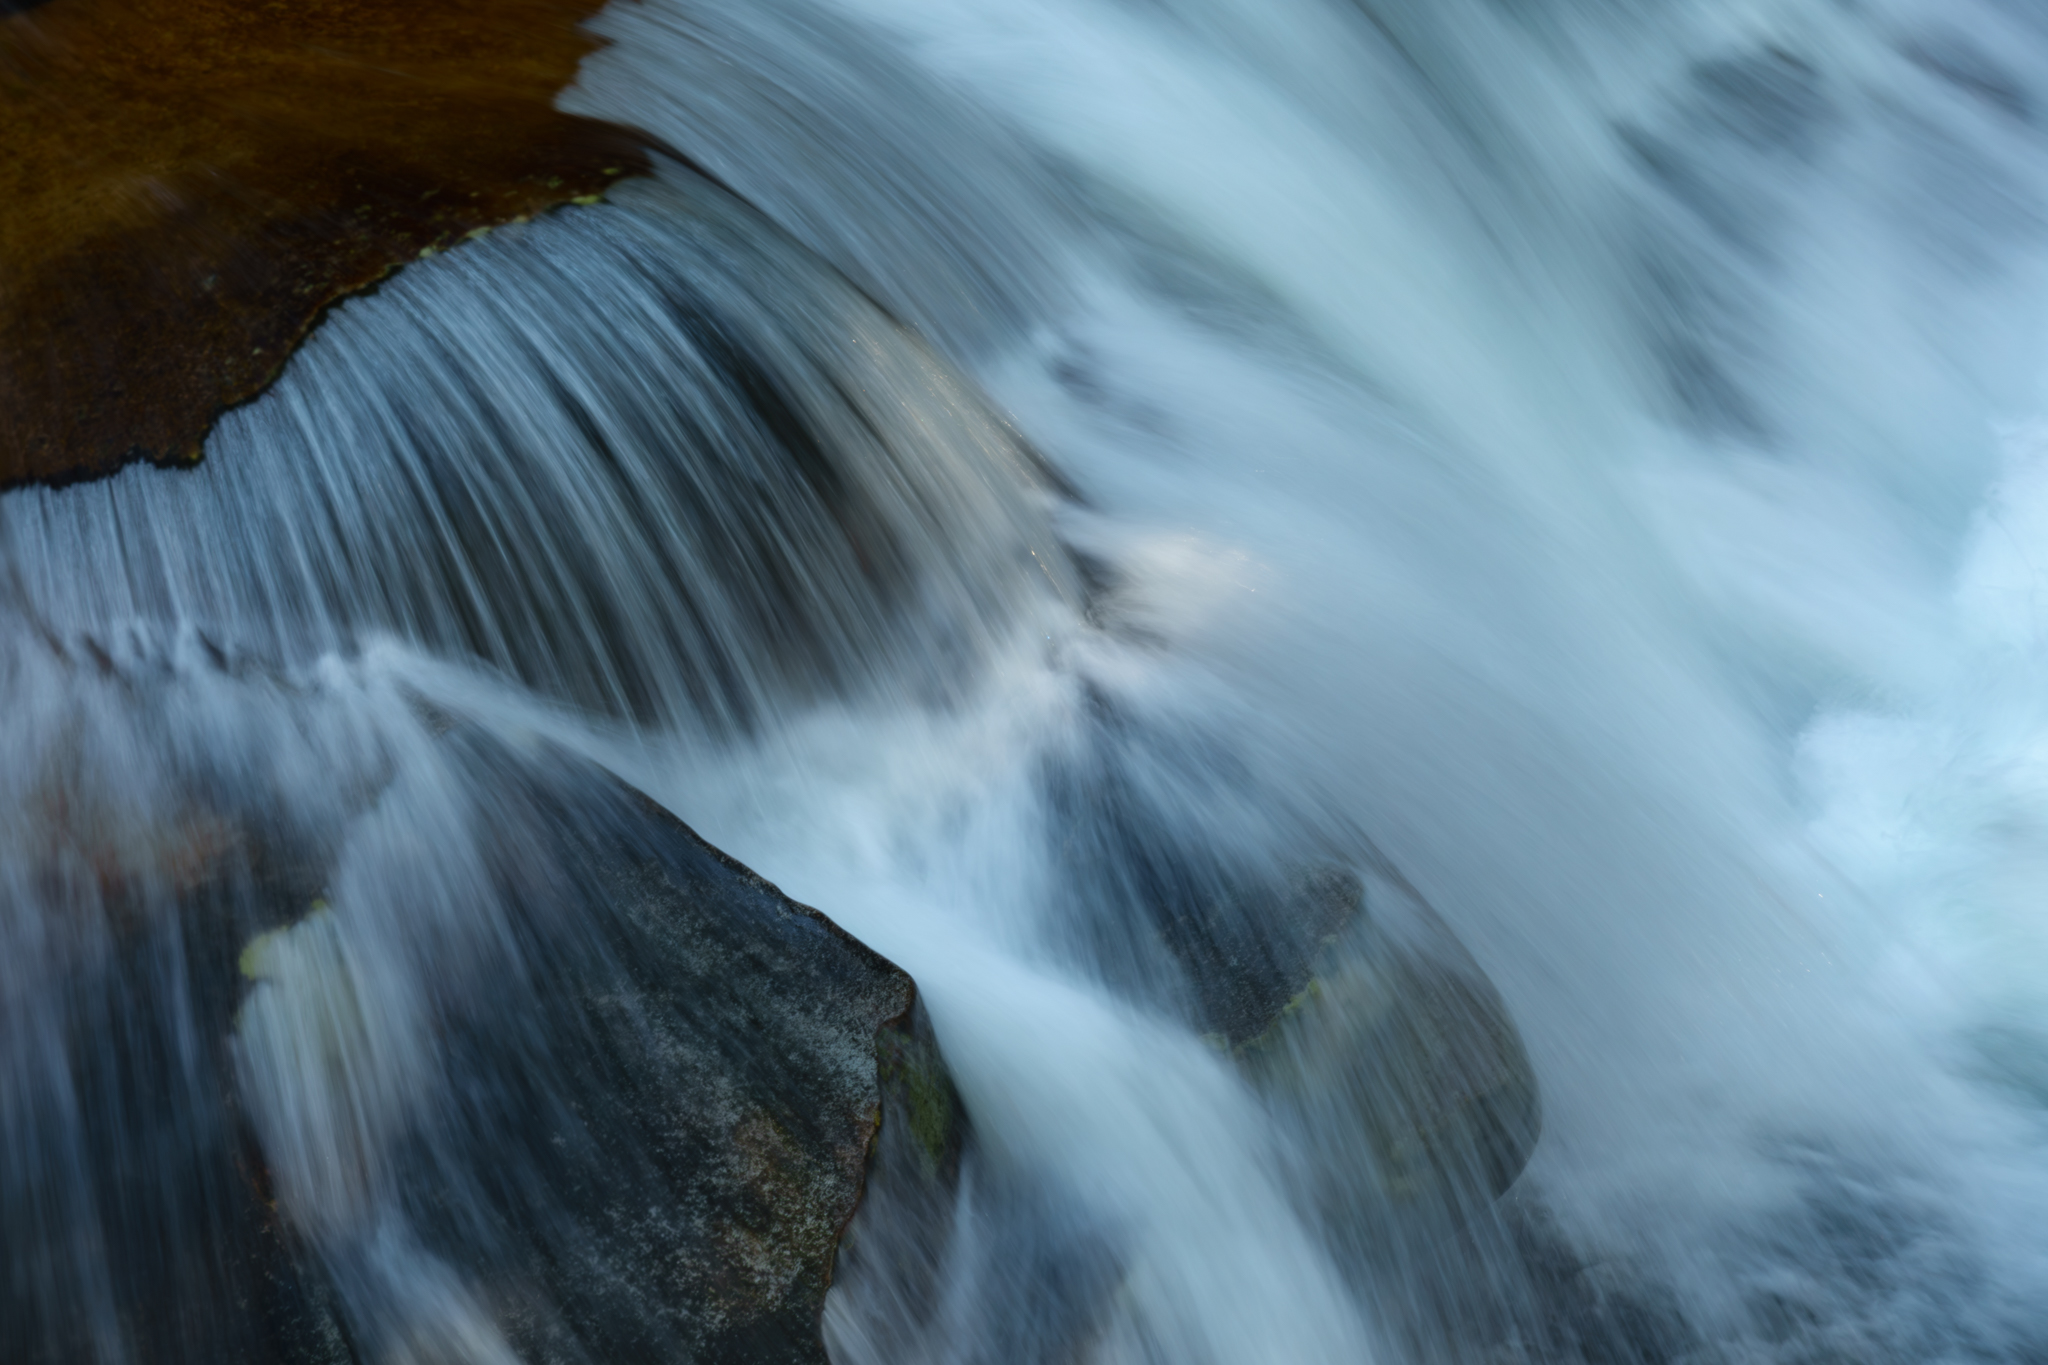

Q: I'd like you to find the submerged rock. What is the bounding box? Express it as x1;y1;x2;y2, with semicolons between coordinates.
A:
1240;866;1543;1213
1034;684;1539;1259
1033;683;1538;1193
1037;689;1373;1048
1090;834;1538;1220
824;834;1541;1363
1040;702;1538;1212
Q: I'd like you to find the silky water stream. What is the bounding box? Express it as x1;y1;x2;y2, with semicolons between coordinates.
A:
8;0;2048;1360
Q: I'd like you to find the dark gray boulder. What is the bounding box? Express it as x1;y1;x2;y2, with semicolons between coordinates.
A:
3;722;915;1365
824;832;1541;1365
231;731;919;1365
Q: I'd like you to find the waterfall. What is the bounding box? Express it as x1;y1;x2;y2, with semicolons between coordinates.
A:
8;0;2048;1360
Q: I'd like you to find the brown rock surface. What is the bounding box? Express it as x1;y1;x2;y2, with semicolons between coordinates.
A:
0;0;649;489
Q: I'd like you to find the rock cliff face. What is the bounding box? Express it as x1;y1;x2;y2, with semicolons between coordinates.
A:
0;0;647;488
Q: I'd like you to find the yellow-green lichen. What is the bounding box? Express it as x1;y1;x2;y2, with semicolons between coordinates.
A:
878;1033;955;1173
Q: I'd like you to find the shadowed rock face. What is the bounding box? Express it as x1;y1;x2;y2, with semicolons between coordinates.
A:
0;0;649;489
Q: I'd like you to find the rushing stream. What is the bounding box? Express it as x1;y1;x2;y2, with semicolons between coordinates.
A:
9;0;2048;1360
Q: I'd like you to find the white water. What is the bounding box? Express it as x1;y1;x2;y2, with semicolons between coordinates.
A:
8;0;2048;1359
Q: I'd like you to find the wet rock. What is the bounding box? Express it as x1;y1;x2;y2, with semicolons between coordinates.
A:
0;770;358;1361
1494;1199;1706;1365
231;734;917;1365
825;1001;1127;1365
821;1001;972;1359
0;0;650;488
1189;862;1366;1049
1239;866;1543;1210
3;726;917;1364
1036;686;1539;1220
1037;687;1370;1048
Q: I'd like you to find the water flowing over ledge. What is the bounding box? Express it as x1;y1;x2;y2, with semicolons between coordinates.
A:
8;0;2048;1361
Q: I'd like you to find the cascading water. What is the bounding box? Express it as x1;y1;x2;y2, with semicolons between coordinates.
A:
8;0;2048;1360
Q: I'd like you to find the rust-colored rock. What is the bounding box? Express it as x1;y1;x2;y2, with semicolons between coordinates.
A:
0;0;650;489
